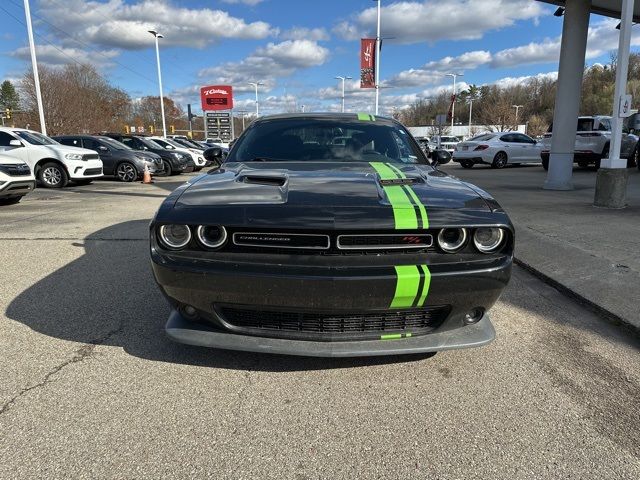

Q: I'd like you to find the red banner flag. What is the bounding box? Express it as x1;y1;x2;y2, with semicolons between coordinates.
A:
360;38;376;88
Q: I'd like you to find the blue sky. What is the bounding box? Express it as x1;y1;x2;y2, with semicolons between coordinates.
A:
1;0;637;116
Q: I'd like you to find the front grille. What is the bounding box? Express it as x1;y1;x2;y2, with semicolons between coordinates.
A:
217;305;450;341
1;165;31;176
83;153;100;161
232;232;330;250
337;234;433;250
83;168;102;176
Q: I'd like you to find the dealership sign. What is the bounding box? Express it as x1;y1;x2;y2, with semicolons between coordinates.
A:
200;85;234;111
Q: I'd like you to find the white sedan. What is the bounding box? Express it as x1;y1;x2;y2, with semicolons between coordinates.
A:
453;132;543;169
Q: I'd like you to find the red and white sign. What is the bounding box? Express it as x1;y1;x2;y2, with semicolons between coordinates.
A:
360;39;376;89
200;85;234;111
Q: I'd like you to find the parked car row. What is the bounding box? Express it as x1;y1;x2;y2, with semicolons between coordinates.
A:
0;126;227;205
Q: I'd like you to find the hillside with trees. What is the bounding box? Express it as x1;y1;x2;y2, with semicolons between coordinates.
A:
398;53;640;137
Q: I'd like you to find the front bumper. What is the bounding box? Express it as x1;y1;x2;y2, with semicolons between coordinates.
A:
0;179;36;198
68;160;104;179
151;246;511;356
165;308;495;357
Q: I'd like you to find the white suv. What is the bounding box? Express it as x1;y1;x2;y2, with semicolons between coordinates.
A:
0;153;36;204
149;136;206;171
0;127;103;188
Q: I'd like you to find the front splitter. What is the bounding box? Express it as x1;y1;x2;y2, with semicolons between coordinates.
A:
165;310;495;357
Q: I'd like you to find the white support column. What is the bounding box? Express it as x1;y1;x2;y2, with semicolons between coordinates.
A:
594;0;635;208
543;0;591;190
601;0;634;169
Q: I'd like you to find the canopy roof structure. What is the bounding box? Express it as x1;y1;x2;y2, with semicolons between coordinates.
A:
538;0;640;21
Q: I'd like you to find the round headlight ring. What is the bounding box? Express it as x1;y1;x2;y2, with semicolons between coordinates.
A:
473;227;505;253
437;228;468;253
196;225;228;249
158;224;192;250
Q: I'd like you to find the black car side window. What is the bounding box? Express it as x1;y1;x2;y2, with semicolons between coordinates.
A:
0;132;17;146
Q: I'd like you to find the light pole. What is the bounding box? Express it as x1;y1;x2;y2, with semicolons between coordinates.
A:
23;0;46;135
468;97;474;138
148;30;166;138
237;109;248;130
374;0;381;115
512;104;524;126
445;73;463;128
335;76;352;113
248;82;264;117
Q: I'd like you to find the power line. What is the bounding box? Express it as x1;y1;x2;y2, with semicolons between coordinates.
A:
6;0;156;85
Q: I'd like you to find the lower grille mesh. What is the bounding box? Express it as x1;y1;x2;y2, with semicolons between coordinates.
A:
218;306;450;341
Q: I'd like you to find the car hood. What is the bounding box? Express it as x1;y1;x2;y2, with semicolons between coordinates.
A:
176;161;492;211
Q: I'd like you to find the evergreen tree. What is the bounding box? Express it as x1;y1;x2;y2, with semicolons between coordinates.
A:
0;80;20;111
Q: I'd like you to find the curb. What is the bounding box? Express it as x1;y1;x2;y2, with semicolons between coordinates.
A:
513;257;640;337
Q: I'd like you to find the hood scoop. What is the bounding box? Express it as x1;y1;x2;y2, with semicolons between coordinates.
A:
238;174;287;187
378;176;422;187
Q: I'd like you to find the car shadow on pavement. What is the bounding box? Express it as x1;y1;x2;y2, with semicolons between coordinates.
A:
5;219;436;372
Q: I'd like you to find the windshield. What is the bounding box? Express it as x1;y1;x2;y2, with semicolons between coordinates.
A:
99;137;131;150
15;131;59;146
441;136;458;143
472;134;496;141
139;137;163;149
228;118;426;164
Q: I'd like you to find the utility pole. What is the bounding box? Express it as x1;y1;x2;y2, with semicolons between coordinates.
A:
237;109;248;131
445;73;463;129
335;76;352;113
148;30;166;138
248;82;264;117
374;0;381;115
512;104;524;125
23;0;46;135
468;97;474;138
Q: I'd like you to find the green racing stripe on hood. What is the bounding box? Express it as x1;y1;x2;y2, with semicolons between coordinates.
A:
369;162;418;229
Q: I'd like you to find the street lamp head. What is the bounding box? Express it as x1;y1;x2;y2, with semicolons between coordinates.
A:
148;30;163;38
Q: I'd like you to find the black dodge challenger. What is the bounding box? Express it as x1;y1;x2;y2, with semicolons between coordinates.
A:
150;113;513;357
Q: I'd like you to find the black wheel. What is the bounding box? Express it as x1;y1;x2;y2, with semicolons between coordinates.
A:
163;160;173;176
38;162;68;188
74;179;93;185
491;152;508;169
542;155;549;171
115;162;138;182
0;196;22;205
460;159;474;169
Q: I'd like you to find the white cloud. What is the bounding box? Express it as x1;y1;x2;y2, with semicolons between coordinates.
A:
198;40;329;91
36;0;276;50
10;44;120;68
281;27;330;42
334;0;543;44
388;51;492;87
491;71;558;89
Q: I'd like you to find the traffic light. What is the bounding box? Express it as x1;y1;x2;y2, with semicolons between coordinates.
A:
149;125;155;134
5;108;11;120
124;125;130;134
170;125;175;134
187;104;196;122
187;131;193;139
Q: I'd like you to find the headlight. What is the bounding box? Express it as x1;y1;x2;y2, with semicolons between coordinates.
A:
196;225;227;249
437;228;468;253
473;227;505;253
158;224;191;250
65;153;84;160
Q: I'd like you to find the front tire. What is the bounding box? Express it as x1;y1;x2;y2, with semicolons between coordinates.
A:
163;160;173;176
492;152;508;169
542;155;549;171
38;162;68;188
116;162;138;182
460;159;474;169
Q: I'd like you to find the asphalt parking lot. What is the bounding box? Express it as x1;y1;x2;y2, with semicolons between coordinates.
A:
1;171;639;479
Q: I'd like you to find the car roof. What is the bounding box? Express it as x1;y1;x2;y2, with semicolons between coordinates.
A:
253;112;397;125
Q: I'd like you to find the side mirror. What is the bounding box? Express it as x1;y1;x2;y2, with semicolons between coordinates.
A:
9;139;23;147
204;147;223;163
431;149;452;166
98;145;109;152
